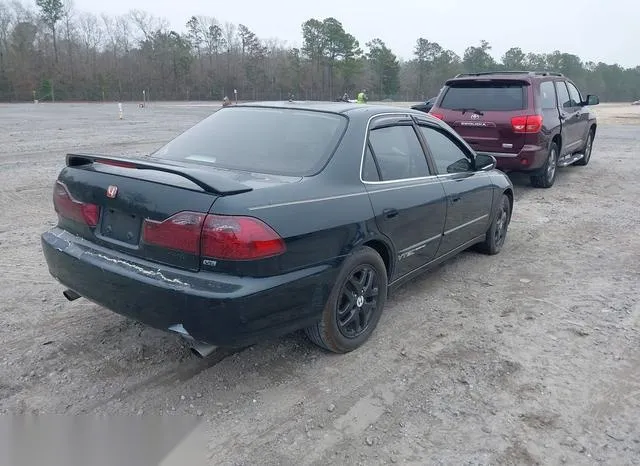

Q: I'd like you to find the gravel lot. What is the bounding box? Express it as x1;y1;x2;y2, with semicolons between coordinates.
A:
1;101;639;465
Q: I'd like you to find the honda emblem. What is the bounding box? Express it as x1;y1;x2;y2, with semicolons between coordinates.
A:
106;185;118;199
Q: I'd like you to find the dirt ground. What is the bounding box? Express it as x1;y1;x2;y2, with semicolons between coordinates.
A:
1;101;639;465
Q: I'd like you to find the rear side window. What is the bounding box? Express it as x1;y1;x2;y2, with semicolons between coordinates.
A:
540;81;557;110
152;107;347;176
439;81;527;111
367;125;430;181
556;82;572;109
362;145;380;181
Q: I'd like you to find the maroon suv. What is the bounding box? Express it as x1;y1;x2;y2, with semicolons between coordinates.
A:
428;71;599;188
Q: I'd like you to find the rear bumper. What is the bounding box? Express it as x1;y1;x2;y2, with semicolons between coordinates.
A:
41;228;339;347
478;145;547;173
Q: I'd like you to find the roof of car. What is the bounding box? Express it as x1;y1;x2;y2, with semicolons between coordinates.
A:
235;100;428;117
446;71;564;83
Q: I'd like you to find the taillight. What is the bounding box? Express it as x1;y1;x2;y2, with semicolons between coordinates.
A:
429;112;444;120
201;215;286;260
511;115;543;133
142;211;206;255
53;181;100;227
142;212;286;260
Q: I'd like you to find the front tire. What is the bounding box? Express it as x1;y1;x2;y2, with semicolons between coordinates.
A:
477;193;511;255
305;246;388;353
530;142;558;188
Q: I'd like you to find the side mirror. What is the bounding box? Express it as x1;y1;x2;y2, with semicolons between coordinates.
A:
475;153;497;171
446;158;474;173
584;94;599;106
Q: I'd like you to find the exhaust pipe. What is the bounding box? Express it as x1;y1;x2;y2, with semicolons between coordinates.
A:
167;324;217;358
189;340;218;358
63;289;81;301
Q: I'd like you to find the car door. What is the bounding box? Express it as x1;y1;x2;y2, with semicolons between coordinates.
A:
540;80;563;139
565;81;590;145
416;121;494;256
555;80;581;155
362;115;447;279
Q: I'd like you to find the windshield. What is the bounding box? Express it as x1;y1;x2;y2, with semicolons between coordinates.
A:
440;81;527;111
152;106;348;176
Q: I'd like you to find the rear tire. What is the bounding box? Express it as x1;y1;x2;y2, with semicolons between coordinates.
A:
530;142;558;188
573;129;594;166
477;193;511;255
305;246;388;353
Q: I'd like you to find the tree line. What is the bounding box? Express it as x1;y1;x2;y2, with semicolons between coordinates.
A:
1;0;639;103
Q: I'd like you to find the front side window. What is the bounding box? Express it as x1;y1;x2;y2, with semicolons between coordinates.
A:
419;125;473;174
566;82;583;107
367;124;430;181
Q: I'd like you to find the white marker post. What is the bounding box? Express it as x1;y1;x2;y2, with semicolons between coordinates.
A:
118;102;123;120
234;89;238;104
142;90;146;108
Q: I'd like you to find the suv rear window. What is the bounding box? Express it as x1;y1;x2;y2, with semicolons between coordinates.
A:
440;81;527;111
152;107;347;176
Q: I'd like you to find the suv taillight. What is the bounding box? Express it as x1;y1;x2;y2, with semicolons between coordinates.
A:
142;212;286;260
511;115;543;133
53;181;100;227
429;112;444;120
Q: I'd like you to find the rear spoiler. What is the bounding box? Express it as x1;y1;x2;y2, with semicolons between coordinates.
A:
445;77;531;86
66;153;253;196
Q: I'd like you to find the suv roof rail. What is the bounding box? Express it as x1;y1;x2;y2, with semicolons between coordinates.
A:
533;71;564;77
454;70;564;78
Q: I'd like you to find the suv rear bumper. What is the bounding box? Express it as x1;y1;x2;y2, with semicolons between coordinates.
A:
41;228;338;347
478;144;547;173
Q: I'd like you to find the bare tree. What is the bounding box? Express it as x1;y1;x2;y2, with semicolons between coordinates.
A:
35;0;63;63
0;3;637;103
0;2;14;76
78;11;102;78
61;0;74;78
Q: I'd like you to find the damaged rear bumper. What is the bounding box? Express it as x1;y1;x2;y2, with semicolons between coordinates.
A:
41;228;336;347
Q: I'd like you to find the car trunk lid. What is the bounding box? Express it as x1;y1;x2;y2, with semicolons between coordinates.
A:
54;154;291;272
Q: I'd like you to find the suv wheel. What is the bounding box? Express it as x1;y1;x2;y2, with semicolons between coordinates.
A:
573;130;594;166
530;142;558;188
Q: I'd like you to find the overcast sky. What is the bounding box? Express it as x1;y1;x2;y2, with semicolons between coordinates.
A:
70;0;639;68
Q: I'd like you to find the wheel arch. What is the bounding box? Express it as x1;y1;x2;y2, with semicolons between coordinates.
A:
362;238;394;281
551;132;562;153
503;187;514;222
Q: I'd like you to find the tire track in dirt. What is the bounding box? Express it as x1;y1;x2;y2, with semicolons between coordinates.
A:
78;347;245;413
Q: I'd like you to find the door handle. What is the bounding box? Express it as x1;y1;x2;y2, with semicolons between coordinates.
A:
383;208;398;218
452;197;461;203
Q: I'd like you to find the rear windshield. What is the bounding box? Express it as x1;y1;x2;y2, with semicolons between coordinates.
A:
152;107;348;176
440;81;527;111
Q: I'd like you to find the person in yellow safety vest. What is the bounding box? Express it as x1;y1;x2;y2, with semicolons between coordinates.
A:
356;89;368;104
